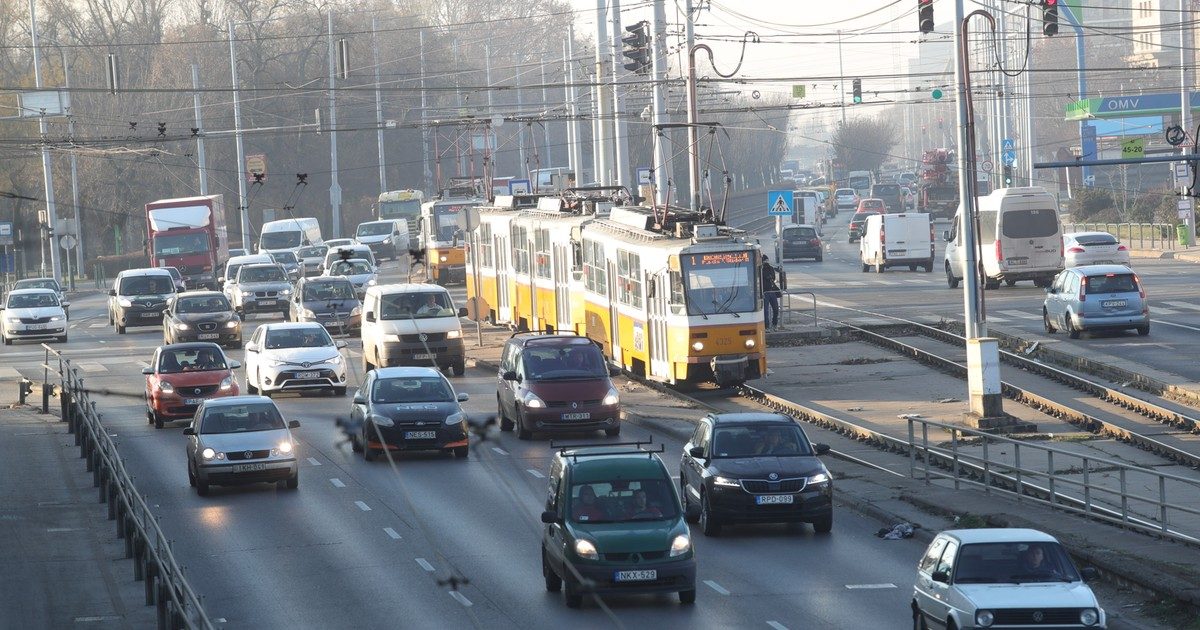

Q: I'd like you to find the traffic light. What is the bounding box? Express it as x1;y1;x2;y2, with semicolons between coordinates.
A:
622;21;650;75
1042;0;1059;36
1003;165;1014;187
852;79;862;104
918;0;934;34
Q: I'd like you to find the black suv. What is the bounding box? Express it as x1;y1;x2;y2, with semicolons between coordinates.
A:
680;412;833;536
162;291;242;348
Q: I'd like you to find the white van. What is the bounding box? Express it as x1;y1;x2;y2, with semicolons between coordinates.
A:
859;213;934;273
360;284;468;376
259;218;322;253
944;187;1064;289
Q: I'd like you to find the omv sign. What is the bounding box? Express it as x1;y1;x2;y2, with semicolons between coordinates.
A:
1097;92;1189;116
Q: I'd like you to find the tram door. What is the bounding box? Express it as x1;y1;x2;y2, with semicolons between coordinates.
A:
606;259;622;365
552;243;571;333
647;272;670;379
495;232;511;323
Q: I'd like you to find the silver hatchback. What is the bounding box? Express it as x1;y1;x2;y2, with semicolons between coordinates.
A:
184;396;300;496
1043;265;1148;339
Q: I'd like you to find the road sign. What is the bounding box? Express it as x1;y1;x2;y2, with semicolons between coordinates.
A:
981;160;993;173
1174;162;1191;188
1002;150;1017;166
767;190;794;217
931;89;943;100
59;234;77;250
1166;125;1187;146
636;167;651;186
246;154;267;182
1001;138;1014;152
791;85;806;99
1121;138;1145;159
0;221;12;246
508;179;531;195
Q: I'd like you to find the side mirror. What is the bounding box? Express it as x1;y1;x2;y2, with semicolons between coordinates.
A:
1045;287;1057;294
502;370;518;381
365;311;376;323
245;343;259;353
335;340;347;349
540;510;560;524
609;366;621;377
1080;567;1099;582
931;570;950;584
352;393;366;405
61;301;71;309
815;443;831;455
941;230;951;242
458;307;468;318
229;360;241;370
108;289;116;297
182;427;195;436
141;367;154;375
457;392;470;402
688;446;706;459
288;420;301;429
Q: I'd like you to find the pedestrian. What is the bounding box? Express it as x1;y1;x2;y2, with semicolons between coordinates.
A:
762;255;781;329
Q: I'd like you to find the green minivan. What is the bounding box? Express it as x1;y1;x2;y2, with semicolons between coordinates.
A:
540;443;697;608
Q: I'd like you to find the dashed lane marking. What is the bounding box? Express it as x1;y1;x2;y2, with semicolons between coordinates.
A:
996;310;1035;320
307;457;321;466
1163;301;1200;311
526;468;545;478
491;447;509;455
767;622;788;630
1152;307;1179;316
704;580;730;595
449;591;473;607
89;323;107;329
384;527;402;540
416;558;435;572
354;500;371;511
1156;320;1200;332
329;478;346;488
845;583;897;590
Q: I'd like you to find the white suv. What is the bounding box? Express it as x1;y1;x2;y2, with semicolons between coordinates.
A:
912;528;1105;630
243;322;348;397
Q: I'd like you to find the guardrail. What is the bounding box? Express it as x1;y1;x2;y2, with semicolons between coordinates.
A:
37;344;215;630
1062;222;1177;250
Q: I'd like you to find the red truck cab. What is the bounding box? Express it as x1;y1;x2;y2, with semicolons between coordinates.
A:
146;195;229;291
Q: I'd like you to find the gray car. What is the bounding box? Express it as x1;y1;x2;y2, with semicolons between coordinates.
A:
184;396;300;496
1043;264;1149;339
323;258;378;299
229;263;293;317
269;250;303;281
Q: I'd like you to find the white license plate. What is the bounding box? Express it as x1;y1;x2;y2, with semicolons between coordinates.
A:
27;324;45;330
614;570;657;582
258;300;276;307
141;312;160;318
413;353;436;360
405;431;436;439
1102;299;1127;308
295;371;320;379
197;333;219;340
756;494;795;505
231;463;266;473
185;398;205;405
1007;258;1028;266
561;412;591;420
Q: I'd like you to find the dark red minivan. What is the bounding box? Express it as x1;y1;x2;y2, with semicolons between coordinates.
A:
496;334;621;440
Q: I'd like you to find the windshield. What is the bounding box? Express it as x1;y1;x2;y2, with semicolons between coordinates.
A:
199;403;285;434
239;266;287;283
14;279;59;292
379;199;420;220
372;376;453;403
521;344;607;380
303;281;356;301
153;232;209;257
157;346;227;373
569;478;680;524
330;260;372;276
270;251;298;265
681;251;757;316
712;424;813;458
297;246;327;259
120;275;173;296
432;204;467;241
848;175;871;189
379;292;454;319
264;326;333;349
357;222;392;237
873;185;900;196
175;296;231;314
835;189;856;198
261;231;302;250
7;293;59;308
953;542;1081;584
1086;273;1138;294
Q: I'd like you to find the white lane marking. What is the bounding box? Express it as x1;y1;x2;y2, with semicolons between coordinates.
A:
1155;320;1200;332
526;468;545;478
416;558;435;572
384;527;402;540
1163;301;1200;311
330;478;346;488
138;361;150;368
449;591;473;607
704;579;730;595
845;583;897;590
1152;307;1179;315
307;457;321;466
491;447;509;455
77;363;106;372
354;500;371;511
767;622;788;630
986;315;1009;323
89;323;107;329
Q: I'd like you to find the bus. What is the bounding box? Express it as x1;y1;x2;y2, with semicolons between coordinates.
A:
377;189;424;247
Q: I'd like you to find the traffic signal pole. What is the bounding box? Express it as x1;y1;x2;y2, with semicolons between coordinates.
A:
650;0;672;206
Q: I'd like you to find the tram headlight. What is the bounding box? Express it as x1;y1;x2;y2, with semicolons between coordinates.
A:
745;338;756;349
691;341;704;352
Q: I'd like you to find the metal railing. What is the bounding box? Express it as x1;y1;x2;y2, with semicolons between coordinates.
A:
907;417;1200;546
1062;222;1178;251
782;290;818;328
37;344;216;630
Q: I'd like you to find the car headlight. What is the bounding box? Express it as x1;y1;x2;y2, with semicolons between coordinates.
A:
330;354;343;365
274;440;294;456
350;306;362;316
367;278;378;286
384;334;402;343
369;413;395;428
201;447;216;460
1080;609;1099;626
382;237;391;244
219;376;234;391
745;338;756;349
574;539;598;560
4;317;18;324
280;288;292;296
118;297;132;307
225;320;239;328
267;358;291;367
523;392;547;409
241;290;253;297
692;341;704;352
602;387;620;406
175;322;190;330
669;534;691;557
713;476;740;488
158;381;175;394
444;412;464;426
49;315;62;322
446;329;462;339
807;472;831;485
975;610;994;628
439;255;448;262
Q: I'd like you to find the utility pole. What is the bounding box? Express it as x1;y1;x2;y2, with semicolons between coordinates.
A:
64;54;83;280
228;19;250;248
515;55;527;177
562;40;576;179
650;0;672;204
28;0;61;283
610;0;632;190
837;30;846;128
684;0;699;211
420;31;432;193
566;25;585;183
594;0;613;185
453;40;466;177
327;10;343;237
484;43;497;178
1180;0;1196;245
540;59;553;168
191;63;209;196
372;17;387;194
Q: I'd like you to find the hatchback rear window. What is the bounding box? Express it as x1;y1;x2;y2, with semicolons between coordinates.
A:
1001;208;1059;239
1074;233;1118;246
872;185;900;196
1085;274;1138;294
784;228;817;239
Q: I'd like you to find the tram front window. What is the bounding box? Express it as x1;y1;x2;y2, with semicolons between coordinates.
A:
432;205;465;242
681;251;757;316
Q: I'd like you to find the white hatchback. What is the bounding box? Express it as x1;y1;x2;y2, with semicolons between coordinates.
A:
1063;232;1130;268
912;528;1105;630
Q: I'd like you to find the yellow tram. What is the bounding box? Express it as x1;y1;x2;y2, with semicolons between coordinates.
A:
419;182;483;286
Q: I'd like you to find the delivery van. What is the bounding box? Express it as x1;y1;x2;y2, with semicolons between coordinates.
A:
859;213;934;273
360;284;468;376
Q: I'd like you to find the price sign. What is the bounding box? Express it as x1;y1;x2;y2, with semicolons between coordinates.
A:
1121;138;1145;159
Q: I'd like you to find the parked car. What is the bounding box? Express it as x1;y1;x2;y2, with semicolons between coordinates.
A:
11;277;67;319
912;528;1105;630
496;334;621;440
162;291;242;348
679;412;832;536
108;268;176;334
349;366;470;460
323;258;378;299
269;250;303;281
295;244;328;277
289;276;362;335
228;263;293;318
780;224;823;262
143;342;240;428
243;322;348;397
1063;232;1130;268
184;396;300;496
1;288;68;345
1043;265;1149;338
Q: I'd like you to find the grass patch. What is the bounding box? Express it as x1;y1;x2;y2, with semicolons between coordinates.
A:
952;513;989;529
1141;598;1200;630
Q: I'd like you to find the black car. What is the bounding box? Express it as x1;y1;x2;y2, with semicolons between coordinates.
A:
162;291;243;348
349;367;470;460
780;224;823;262
288;277;362;335
680;412;833;536
869;183;905;213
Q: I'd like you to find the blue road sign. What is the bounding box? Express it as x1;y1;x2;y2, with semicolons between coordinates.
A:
768;190;794;217
1001;138;1014;152
508;179;531;195
0;221;12;246
1002;150;1017;166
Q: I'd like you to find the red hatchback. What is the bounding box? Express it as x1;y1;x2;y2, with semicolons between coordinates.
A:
143;342;240;429
848;199;886;243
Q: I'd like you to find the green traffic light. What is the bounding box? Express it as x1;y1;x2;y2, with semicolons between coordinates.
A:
853;96;862;104
931;89;943;100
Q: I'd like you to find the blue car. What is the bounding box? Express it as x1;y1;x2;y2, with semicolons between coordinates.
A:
1043;265;1149;339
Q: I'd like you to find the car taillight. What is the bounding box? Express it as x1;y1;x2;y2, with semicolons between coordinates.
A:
1117;244;1128;251
1135;273;1145;298
880;228;886;246
1079;276;1087;302
810;239;820;246
994;240;1003;262
1060;235;1065;258
1066;246;1085;253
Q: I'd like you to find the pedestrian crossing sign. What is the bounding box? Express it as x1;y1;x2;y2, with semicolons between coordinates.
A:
768;190;793;217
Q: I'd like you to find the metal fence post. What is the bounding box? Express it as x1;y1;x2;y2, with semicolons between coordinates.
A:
1120;468;1129;525
982;437;990;493
1082;457;1091;517
951;428;960;490
1159;475;1168;533
1014;443;1022;502
922;422;930;485
908;419;915;479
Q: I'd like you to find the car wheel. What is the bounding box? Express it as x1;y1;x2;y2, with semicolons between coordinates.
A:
452;359;465;377
196;478;209;496
1137;324;1150;336
452;445;468;459
147;408;155;425
187;463;196;488
875;262;885;273
945;264;959;289
284;474;299;490
564;580;583;608
516;412;533;440
116;323;126;334
497;397;514;432
333;386;347;397
678;588;696;605
699;491;721;536
363;439;378;462
908;264;917;272
924;262;933;273
1043;309;1056;334
861;263;869;273
984;278;1000;290
542;550;562;592
912;604;929;630
57;334;67;343
1005;278;1018;287
811;511;833;534
247;374;258;395
154;412;163;430
1066;315;1081;339
816;256;823;262
604;426;620;437
2;336;9;346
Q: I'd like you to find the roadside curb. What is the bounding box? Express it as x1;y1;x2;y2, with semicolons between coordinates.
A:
1129;249;1175;260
